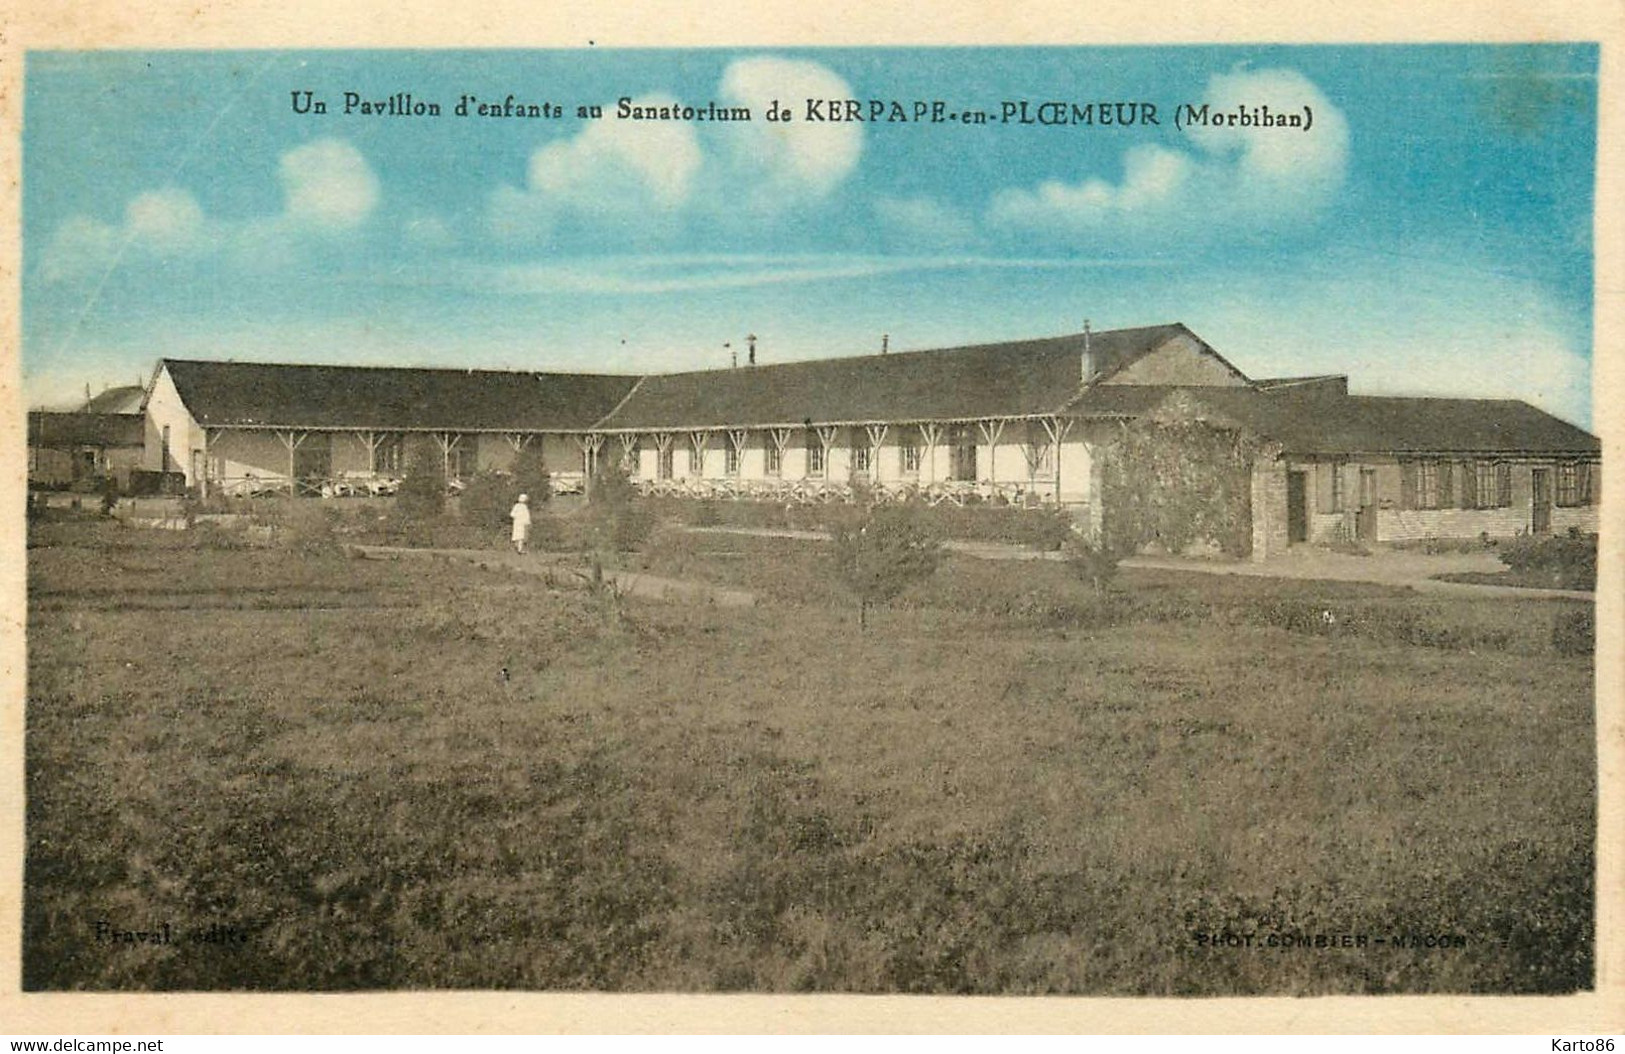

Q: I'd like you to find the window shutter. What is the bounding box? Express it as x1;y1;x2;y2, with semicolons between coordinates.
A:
1460;463;1476;509
1496;461;1512;507
1438;461;1453;509
1584;462;1597;506
1400;461;1417;510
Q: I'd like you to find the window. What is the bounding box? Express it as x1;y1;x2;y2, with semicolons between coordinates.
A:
1329;462;1345;513
808;433;826;477
1557;463;1578;506
765;442;783;476
658;445;674;480
1556;462;1595;507
900;428;921;475
621;437;641;475
852;431;871;475
1473;461;1511;509
1418;461;1439;510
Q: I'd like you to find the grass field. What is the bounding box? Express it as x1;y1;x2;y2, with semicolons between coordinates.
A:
24;518;1596;993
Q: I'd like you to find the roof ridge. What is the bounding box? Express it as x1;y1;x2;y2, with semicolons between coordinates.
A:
163;357;642;380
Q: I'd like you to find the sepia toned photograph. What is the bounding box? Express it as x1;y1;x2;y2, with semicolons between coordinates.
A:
18;43;1604;1001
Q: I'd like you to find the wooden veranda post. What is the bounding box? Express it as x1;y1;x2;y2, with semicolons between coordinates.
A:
977;419;1006;485
814;426;839;479
1039;416;1073;503
360;431;384;475
864;424;888;480
769;428;792;477
574;433;605;495
276;430;308;496
918;422;942;485
688;430;711;480
434;432;462;483
201;428;224;500
653;432;673;479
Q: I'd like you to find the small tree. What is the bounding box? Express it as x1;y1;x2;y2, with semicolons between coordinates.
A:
395;443;446;522
1062;533;1121;595
831;505;943;631
458;472;515;531
511;445;551;509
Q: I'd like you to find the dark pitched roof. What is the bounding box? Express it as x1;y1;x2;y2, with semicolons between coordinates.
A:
28;411;145;448
1071;386;1599;456
597;324;1188;430
1233;391;1600;456
81;385;146;413
161;359;641;431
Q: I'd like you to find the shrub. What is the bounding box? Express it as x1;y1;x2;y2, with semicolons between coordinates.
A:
395;445;446;522
588;464;637;509
1498;534;1597;590
1552;608;1594;657
1062;535;1120;594
830;505;943;631
511;446;551;509
583;464;656;553
458;472;516;532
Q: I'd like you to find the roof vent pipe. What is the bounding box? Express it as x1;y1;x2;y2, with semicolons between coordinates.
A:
1082;319;1093;384
882;333;889;355
748;333;757;366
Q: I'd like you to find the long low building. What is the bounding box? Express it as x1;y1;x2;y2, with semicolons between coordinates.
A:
139;322;1601;559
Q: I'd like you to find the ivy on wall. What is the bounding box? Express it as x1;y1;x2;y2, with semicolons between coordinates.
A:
1098;398;1259;558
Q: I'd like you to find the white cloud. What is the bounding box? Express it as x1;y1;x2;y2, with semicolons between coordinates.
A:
531;97;703;210
490;57;864;242
278;138;380;230
39;215;121;281
715;57;863;204
40;139;381;282
490;94;703;242
124;188;207;252
989;67;1350;243
39;187;209;281
873;195;977;250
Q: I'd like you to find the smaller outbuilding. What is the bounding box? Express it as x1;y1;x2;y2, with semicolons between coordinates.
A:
27;385;148;492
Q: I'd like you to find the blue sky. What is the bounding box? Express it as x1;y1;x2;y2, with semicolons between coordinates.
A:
22;45;1598;425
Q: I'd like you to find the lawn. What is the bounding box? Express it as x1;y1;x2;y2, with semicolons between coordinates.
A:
24;518;1596;993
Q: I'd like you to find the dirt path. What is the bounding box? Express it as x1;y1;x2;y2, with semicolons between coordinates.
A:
349;545;758;607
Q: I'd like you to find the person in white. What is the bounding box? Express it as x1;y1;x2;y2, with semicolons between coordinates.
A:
509;493;532;554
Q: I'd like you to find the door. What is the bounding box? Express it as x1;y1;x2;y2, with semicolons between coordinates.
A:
1356;468;1378;541
1286;470;1308;544
1531;467;1552;534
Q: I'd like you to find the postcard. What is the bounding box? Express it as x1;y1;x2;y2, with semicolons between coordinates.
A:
4;2;1622;1036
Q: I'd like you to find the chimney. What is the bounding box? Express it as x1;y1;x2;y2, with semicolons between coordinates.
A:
1081;319;1093;384
881;333;889;355
747;333;757;366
